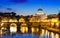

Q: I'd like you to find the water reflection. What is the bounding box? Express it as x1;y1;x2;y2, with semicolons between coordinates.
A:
39;29;59;38
0;30;2;35
31;27;39;33
20;27;28;33
10;23;17;33
51;32;55;38
0;26;60;38
0;33;39;38
55;34;59;38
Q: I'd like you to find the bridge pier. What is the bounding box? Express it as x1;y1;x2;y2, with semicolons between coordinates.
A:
28;26;31;33
17;22;20;33
38;25;41;35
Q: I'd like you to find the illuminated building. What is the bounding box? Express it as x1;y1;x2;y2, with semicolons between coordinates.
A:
30;9;47;22
34;8;47;20
0;9;59;34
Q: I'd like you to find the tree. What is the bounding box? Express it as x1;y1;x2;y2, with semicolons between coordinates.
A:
16;15;20;22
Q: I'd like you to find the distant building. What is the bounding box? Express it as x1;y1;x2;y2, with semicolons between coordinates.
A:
35;9;45;15
47;14;57;19
33;8;47;20
30;9;47;22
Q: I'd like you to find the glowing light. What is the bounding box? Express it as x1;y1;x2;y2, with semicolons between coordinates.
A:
41;29;45;34
1;23;4;26
45;30;48;35
51;32;55;38
1;27;5;29
10;23;17;33
25;27;28;32
41;29;45;36
1;17;8;22
31;27;34;33
51;18;58;22
20;27;28;33
29;17;35;22
31;27;39;33
47;32;49;38
19;18;25;22
51;22;54;27
10;27;17;33
0;30;2;35
36;28;39;32
9;19;17;22
55;34;59;38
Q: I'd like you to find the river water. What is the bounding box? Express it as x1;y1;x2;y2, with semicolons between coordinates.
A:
0;27;60;38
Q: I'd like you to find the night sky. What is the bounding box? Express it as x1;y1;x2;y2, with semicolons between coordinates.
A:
0;0;60;15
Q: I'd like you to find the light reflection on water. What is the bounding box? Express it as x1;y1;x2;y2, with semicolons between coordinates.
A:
39;29;59;38
0;28;60;38
55;34;59;38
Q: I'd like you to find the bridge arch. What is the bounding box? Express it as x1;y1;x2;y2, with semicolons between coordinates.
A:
10;23;17;33
20;23;28;33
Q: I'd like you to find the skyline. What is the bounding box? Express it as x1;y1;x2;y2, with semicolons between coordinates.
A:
0;0;60;15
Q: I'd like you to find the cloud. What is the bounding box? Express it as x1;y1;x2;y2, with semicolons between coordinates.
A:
6;8;12;11
10;0;27;4
6;8;16;12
